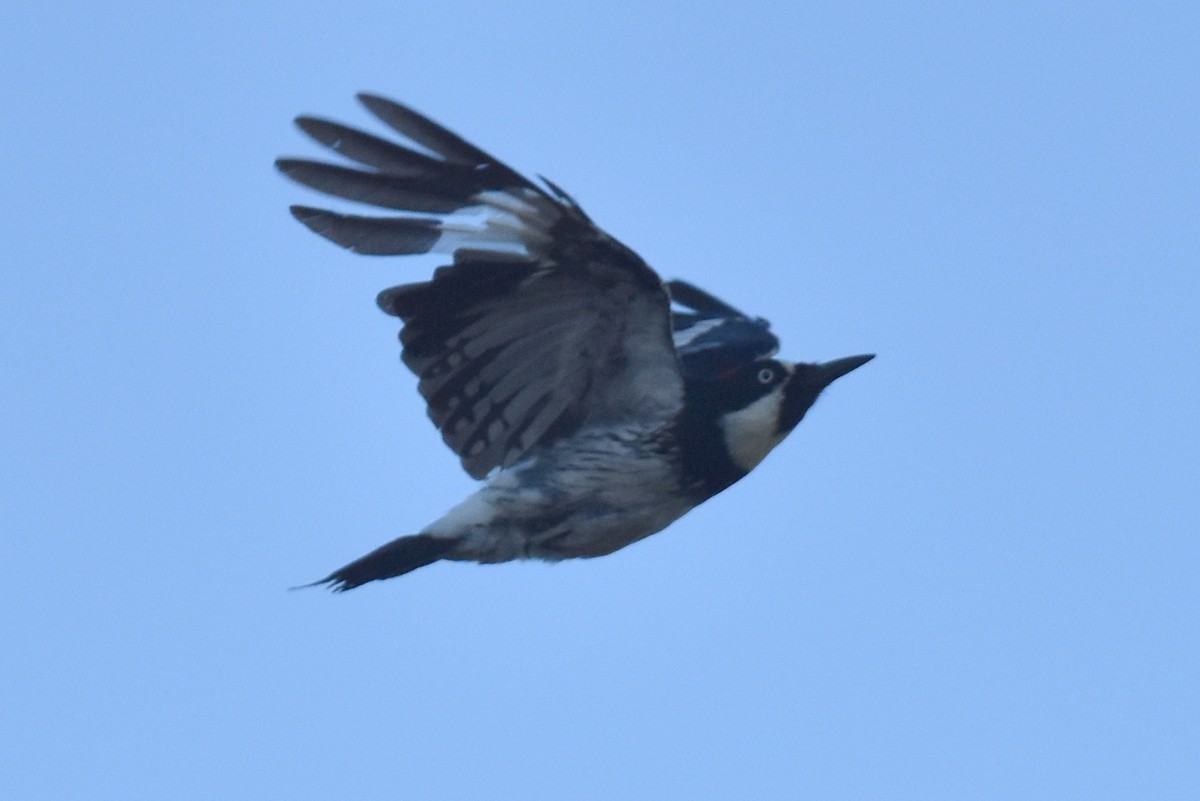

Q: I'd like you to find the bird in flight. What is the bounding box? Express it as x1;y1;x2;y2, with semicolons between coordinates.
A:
277;94;873;591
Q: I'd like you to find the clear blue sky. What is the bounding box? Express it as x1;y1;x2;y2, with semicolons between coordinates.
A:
3;2;1197;799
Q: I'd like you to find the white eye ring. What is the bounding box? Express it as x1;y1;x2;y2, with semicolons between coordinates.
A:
757;367;775;384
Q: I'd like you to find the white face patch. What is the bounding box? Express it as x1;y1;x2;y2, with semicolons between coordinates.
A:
719;387;788;472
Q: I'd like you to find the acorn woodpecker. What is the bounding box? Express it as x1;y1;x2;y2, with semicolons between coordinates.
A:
277;94;873;591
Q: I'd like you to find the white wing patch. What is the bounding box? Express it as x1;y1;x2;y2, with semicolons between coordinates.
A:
426;188;561;256
671;317;724;349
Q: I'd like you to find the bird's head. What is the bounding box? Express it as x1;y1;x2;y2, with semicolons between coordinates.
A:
713;353;875;472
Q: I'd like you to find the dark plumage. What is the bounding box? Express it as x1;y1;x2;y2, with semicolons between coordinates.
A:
278;94;872;591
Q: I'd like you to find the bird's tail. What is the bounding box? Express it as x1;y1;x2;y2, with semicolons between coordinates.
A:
298;533;459;592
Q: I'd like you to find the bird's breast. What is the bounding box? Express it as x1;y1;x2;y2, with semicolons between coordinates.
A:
718;390;787;473
431;423;693;561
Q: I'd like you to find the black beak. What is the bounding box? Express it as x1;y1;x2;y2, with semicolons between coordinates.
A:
779;353;874;432
815;354;875;388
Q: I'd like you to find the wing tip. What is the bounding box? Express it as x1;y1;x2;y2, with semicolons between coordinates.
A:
285;205;354;251
356;91;404;120
292;115;333;143
288;203;328;226
275;157;303;177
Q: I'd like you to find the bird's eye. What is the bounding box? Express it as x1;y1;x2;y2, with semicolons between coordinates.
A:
757;367;775;384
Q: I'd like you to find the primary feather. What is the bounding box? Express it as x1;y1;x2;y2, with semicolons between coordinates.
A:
278;95;683;478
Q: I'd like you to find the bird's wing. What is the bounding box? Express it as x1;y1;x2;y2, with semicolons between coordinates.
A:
277;94;683;479
667;280;780;380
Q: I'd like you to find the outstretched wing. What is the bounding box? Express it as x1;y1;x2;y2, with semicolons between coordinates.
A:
667;280;779;380
277;94;683;479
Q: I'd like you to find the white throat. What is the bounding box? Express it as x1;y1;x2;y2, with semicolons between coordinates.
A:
719;389;787;472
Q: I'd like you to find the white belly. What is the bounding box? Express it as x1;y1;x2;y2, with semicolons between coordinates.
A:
422;427;690;562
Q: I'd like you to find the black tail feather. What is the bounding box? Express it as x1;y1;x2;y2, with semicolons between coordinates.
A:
299;534;458;592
